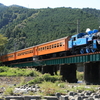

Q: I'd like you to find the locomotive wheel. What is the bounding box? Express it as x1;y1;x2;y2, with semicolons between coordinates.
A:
86;47;91;53
91;48;96;52
80;48;85;54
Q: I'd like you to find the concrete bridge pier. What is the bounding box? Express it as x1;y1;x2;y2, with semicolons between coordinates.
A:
84;62;100;84
42;65;58;75
35;66;42;72
60;64;77;83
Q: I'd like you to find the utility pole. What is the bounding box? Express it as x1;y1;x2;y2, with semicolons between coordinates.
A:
77;19;80;34
67;19;80;34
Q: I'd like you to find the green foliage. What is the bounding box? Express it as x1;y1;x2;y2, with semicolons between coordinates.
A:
77;71;84;80
0;34;7;53
27;81;99;96
27;73;62;84
28;77;44;84
0;6;99;53
39;81;66;96
66;84;98;92
0;66;9;72
0;66;41;77
3;86;14;95
43;73;62;82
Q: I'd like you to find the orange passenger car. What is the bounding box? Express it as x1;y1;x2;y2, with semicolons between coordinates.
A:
1;52;15;62
16;47;34;60
36;36;70;56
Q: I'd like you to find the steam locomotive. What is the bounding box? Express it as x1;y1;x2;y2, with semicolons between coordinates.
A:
68;28;100;54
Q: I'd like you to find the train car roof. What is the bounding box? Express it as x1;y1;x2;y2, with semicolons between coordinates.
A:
36;36;69;46
3;36;69;55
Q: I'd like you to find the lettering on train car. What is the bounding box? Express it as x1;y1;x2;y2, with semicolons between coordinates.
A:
17;50;33;56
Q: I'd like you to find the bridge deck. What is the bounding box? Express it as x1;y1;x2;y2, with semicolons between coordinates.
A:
11;52;100;67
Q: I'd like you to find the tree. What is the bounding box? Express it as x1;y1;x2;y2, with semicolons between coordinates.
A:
0;34;8;54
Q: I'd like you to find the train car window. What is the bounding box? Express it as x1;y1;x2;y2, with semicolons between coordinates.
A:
42;47;44;50
31;50;33;53
47;46;49;49
57;43;60;47
60;42;63;46
73;37;76;41
48;45;50;49
49;45;51;49
54;44;56;48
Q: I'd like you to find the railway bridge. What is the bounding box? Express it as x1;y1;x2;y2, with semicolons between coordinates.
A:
10;52;100;84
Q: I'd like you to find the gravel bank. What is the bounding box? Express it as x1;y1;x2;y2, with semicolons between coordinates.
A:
0;77;100;100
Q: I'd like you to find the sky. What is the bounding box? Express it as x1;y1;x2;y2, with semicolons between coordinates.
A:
0;0;100;10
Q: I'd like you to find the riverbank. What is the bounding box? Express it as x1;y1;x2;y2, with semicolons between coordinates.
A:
0;67;99;100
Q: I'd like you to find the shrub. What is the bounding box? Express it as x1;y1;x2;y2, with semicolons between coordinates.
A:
3;87;14;95
28;77;44;84
0;66;42;77
43;73;62;82
27;73;62;84
39;81;66;96
0;66;9;72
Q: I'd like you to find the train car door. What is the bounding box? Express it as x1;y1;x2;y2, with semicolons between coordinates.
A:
34;46;38;56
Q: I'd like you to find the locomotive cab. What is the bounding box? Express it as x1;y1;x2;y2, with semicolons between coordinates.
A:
68;34;77;48
68;33;87;49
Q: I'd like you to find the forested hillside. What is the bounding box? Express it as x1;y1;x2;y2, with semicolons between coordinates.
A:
0;3;100;53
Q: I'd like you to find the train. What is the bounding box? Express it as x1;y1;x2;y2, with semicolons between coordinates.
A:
1;28;100;65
